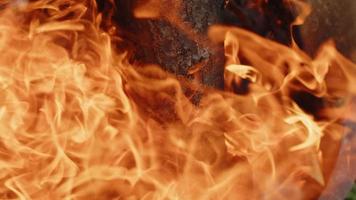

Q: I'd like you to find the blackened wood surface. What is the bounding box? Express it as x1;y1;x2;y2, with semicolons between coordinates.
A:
98;0;225;89
221;0;297;45
300;0;356;62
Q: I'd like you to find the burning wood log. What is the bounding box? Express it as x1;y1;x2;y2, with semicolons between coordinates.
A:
97;0;225;89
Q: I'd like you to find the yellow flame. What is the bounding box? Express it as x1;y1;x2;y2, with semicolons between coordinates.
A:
0;0;354;199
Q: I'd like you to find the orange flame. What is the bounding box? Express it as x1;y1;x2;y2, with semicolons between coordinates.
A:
0;0;355;199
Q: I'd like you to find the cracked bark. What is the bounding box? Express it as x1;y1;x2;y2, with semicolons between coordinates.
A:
100;0;225;89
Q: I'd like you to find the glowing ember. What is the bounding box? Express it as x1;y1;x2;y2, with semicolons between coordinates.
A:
0;0;354;199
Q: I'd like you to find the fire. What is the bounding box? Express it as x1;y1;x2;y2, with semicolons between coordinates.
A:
0;0;355;199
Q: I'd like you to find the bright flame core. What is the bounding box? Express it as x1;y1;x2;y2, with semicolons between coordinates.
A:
0;0;355;199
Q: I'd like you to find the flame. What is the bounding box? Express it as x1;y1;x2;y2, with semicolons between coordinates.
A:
0;0;355;199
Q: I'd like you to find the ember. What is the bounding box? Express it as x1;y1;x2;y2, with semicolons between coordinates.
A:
0;0;355;199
